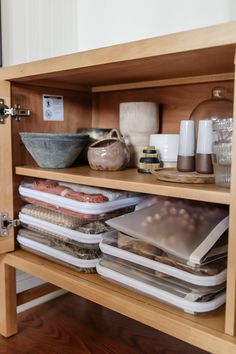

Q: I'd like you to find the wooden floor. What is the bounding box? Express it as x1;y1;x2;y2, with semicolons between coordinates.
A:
0;293;209;354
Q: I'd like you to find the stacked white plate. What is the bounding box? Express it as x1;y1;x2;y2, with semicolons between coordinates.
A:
97;198;229;313
18;179;144;271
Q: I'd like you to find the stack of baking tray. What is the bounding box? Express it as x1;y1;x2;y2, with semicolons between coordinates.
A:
17;179;144;272
97;197;229;313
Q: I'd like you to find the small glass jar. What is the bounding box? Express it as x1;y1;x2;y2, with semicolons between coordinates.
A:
211;118;233;188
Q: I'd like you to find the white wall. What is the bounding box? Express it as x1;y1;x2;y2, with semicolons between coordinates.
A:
1;0;79;66
15;270;66;312
77;0;236;51
2;0;236;66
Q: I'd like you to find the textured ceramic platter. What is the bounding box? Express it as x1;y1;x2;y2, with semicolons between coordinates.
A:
152;168;215;184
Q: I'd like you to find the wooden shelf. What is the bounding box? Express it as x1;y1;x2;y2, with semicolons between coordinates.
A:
92;72;234;93
4;250;236;354
0;23;236;90
16;165;230;205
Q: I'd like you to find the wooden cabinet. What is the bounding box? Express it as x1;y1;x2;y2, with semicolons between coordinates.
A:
0;22;236;353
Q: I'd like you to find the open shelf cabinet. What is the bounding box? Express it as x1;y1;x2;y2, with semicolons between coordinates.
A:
0;22;236;353
2;250;236;354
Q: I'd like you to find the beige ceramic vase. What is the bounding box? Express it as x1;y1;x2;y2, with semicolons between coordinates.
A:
119;102;159;166
87;129;130;171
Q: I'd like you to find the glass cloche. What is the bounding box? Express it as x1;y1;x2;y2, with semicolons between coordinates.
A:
190;87;233;188
189;87;233;124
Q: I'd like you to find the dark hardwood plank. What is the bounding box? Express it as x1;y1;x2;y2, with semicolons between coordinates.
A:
0;293;209;354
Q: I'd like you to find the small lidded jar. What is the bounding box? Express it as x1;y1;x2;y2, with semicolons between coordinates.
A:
138;146;160;174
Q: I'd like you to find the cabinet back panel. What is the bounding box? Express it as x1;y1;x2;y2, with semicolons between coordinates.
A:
92;81;233;133
11;84;92;166
11;81;234;167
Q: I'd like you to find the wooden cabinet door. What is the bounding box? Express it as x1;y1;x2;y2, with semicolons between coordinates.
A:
0;81;15;254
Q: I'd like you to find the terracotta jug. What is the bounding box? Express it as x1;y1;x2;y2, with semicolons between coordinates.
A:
88;129;130;171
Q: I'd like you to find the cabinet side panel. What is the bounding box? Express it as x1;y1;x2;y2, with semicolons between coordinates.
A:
0;81;14;254
225;56;236;336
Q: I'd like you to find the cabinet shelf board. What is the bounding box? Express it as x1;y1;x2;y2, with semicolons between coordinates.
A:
92;72;234;93
0;22;236;88
4;250;236;354
16;165;230;205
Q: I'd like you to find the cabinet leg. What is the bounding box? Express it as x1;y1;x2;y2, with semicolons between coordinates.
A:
0;257;17;337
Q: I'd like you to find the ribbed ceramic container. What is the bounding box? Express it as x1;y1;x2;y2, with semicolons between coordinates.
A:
119;102;159;167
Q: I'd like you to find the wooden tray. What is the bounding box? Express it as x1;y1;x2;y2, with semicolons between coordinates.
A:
152;168;215;184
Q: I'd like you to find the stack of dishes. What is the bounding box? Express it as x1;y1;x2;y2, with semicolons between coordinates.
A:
97;197;229;313
18;179;144;272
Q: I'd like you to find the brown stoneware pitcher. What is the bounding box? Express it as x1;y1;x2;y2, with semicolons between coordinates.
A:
87;129;130;171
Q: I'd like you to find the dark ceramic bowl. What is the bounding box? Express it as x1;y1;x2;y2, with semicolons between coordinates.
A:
75;128;112;164
20;132;89;168
76;128;111;142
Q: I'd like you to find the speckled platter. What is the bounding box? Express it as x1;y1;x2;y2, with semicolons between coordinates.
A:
152;168;215;184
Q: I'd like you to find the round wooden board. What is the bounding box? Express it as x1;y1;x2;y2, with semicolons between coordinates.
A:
152;168;215;184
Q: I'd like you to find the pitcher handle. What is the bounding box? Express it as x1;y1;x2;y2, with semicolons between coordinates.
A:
106;128;125;142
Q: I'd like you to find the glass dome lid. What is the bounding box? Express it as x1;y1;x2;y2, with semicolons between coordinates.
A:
189;87;233;124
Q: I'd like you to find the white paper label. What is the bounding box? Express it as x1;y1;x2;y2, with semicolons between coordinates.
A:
43;94;64;121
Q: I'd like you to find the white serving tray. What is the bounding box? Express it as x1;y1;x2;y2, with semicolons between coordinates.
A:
19;213;116;244
99;240;226;286
17;235;100;268
96;261;226;314
19;186;143;214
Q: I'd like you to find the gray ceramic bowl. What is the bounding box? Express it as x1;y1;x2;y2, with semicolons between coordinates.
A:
20;132;89;168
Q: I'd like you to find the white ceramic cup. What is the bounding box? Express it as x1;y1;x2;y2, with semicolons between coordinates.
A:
196;120;213;154
149;134;179;162
178;120;195;156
